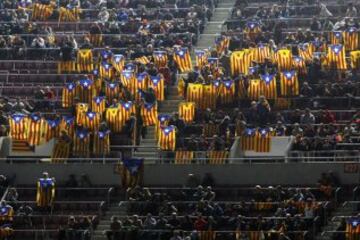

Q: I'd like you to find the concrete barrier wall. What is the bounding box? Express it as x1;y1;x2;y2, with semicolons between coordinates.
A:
0;162;358;186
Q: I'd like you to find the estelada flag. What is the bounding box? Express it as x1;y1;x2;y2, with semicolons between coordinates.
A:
158;125;176;151
200;83;217;110
27;114;43;146
195;49;209;68
329;31;343;45
112;54;125;73
230;49;254;76
93;130;111;156
60;116;75;138
99;61;115;80
76;49;94;73
119;101;136;129
243;21;262;41
344;27;359;51
92;96;106;114
124;62;137;72
173;47;193;73
298;43;314;62
117;158;144;188
178;102;195;123
9;114;28;140
140;102;158;126
240;128;256;151
149;75;165;101
120;70;135;88
156;113;171;139
208;151;228;164
73;129;90;157
44;118;61;142
36;177;55;207
255;128;272;152
76;78;95;104
153;51;168;68
62;82;76;108
292;56;307;75
280;70;299;97
216;35;230;55
175;151;194;164
132;72;149;100
260;73;277;99
326;44;347;70
83;111;101;131
219;79;235;104
105;81;120;102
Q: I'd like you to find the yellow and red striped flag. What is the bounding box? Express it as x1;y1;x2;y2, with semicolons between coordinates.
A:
156;114;171;139
280;70;299;97
254;128;272;152
208;151;228;164
195;49;209;68
326;44;347;70
149;75;165;101
60;116;75;138
244;21;262;41
120;70;135;88
219;79;235;104
329;31;343;45
158;125;176;151
253;43;271;63
105;81;120;102
230;49;254;76
344;27;359;51
62;82;76;108
27;114;43;146
247;79;265;101
32;3;54;21
186;83;204;106
76;49;94;73
119;101;136;130
350;50;360;69
93;130;110;156
200;83;217;110
44;118;61;142
292;56;307;75
140;102;158;126
273;48;292;71
298;43;314;62
92;96;106;114
112;54;125;73
76;78;96;104
175;151;194;164
105;107;121;133
58;6;81;22
178;102;195;123
153;51;168;68
135;56;150;65
260;73;277;99
173;47;193;73
83;111;101;131
73;129;90;157
75;103;89;125
99;61;115;80
216;36;230;55
9;114;28;140
240;128;256;151
132;72;149;100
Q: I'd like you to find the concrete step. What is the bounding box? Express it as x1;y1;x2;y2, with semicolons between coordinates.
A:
217;3;234;8
133;152;158;158
159;100;182;107
166;95;183;100
141;139;157;144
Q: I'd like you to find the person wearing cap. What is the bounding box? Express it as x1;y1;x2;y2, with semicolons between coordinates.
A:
36;172;55;209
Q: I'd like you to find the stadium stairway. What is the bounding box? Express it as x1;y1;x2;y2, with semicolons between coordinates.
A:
195;0;234;49
315;203;354;240
93;202;128;240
